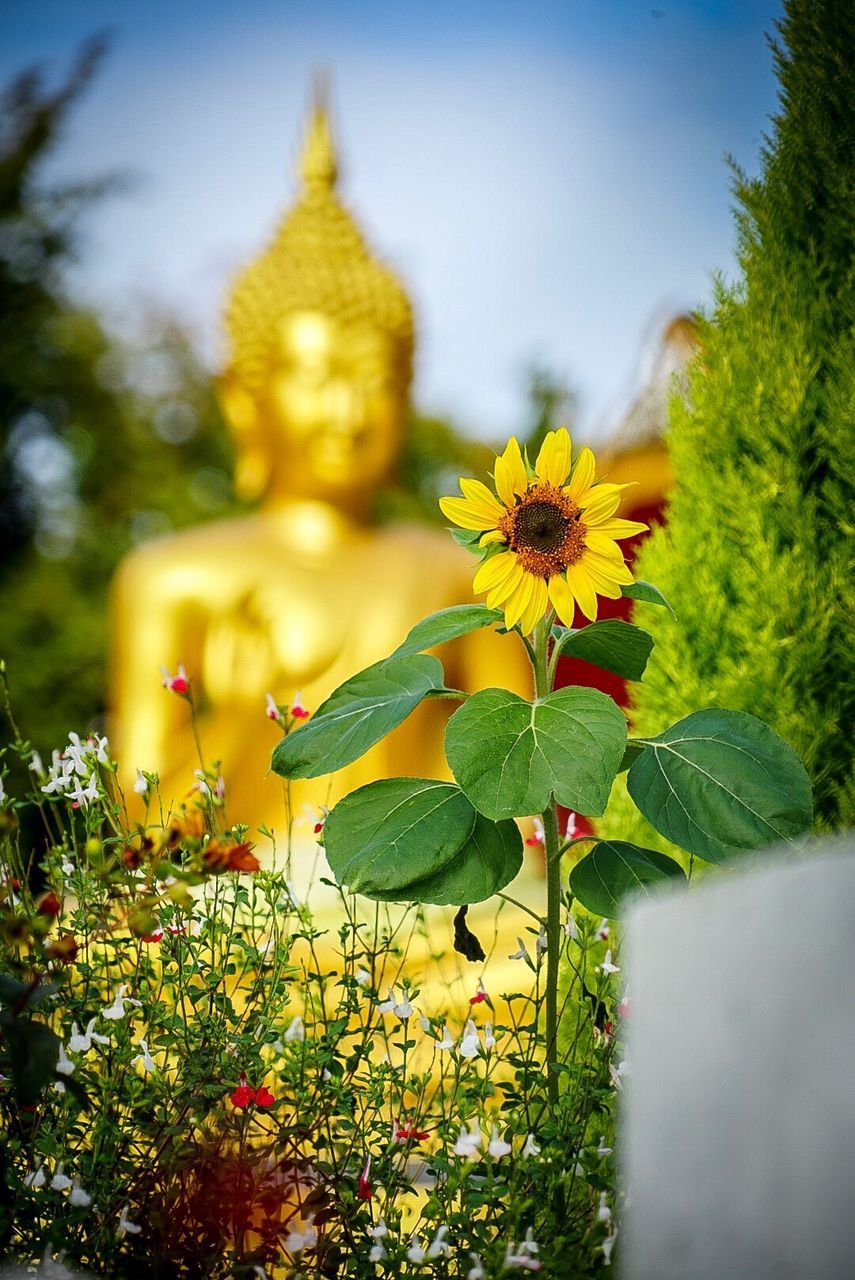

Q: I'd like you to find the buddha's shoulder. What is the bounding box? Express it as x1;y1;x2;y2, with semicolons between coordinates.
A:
112;513;270;586
373;520;470;564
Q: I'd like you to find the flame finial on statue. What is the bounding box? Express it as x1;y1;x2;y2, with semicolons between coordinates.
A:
224;78;414;394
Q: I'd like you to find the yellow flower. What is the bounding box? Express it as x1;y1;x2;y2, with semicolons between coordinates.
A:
439;428;648;633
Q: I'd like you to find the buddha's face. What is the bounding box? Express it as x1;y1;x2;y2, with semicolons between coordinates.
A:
250;310;408;504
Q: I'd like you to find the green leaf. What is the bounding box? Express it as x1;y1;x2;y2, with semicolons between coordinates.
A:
271;654;444;780
324;777;476;895
449;527;485;555
0;1013;61;1106
628;709;813;863
389;604;504;662
445;686;627;821
0;975;58;1010
618;741;645;772
370;812;523;905
569;839;686;917
553;620;654;681
621;580;675;615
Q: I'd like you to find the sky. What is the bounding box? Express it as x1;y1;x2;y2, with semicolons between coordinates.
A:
2;0;784;443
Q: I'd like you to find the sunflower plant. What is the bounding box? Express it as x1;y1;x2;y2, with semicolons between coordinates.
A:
272;427;813;1102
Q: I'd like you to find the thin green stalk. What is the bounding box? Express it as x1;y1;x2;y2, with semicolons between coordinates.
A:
531;615;561;1105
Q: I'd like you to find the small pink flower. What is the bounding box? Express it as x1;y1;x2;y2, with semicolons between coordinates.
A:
265;692;281;721
525;817;545;848
469;978;488;1006
618;993;632;1019
161;664;190;696
290;691;310;720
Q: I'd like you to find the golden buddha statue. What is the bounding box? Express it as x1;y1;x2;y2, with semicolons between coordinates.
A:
110;100;531;859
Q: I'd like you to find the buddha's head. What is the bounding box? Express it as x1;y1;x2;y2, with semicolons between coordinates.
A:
220;102;415;512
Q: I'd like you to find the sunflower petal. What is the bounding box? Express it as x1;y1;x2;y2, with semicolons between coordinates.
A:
473;550;517;595
459;478;505;520
582;548;634;585
548;573;576;627
519;577;549;636
584;530;625;561
535;428;572;487
479;529;507;547
439;496;500;531
486;558;524;610
494;436;528;505
592;517;650;540
577;485;622;524
504;571;536;630
566;563;599;622
565;446;596;503
580;561;623;599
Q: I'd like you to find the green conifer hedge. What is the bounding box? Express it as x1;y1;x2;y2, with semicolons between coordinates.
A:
602;0;854;850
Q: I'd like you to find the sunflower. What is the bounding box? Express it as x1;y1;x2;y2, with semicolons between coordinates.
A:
439;428;648;634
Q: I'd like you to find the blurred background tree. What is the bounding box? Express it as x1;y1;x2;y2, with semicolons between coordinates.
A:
0;38;572;763
602;0;854;846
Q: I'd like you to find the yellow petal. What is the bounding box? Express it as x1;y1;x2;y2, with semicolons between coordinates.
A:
473;551;517;596
548;573;576;627
494;436;528;505
577;485;622;524
594;517;650;540
583;548;634;585
519;577;549;635
580;562;623;599
504;571;536;630
486;558;524;610
566;563;599;622
459;477;505;521
535;428;573;487
584;530;624;561
439;496;499;531
479;529;507;546
565;446;596;503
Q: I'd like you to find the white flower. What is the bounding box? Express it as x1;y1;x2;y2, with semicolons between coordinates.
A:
436;1025;455;1051
602;1226;618;1265
368;1243;387;1262
265;692;280;721
133;768;149;796
596;919;610;941
68;1176;92;1207
406;1237;426;1263
565;811;579;838
453;1121;483;1159
61;857;75;877
467;1254;486;1280
508;937;529;961
90;734;110;766
458;1019;481;1059
563;913;579;940
536;931;548;953
29;751;45;776
101;984;141;1021
40;1244;77;1279
369;1219;388;1241
68;1018;109;1054
355;967;371;988
505;1228;541;1271
284;1015;305;1043
484;1021;496;1050
597;1136;613;1158
522;1132;541;1158
419;1011;431;1032
598;949;620;975
118;1204;142;1237
134;1039;157;1072
487;1124;512;1158
68;774;100;809
56;1042;75;1076
426;1225;450;1259
50;1163;72;1192
53;1080;66;1095
609;1059;629;1089
377;988;412;1020
597;1192;612;1225
25;1164;46;1189
193;770;212;798
284;1218;317;1252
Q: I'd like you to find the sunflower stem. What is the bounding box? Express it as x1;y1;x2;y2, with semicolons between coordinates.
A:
532;615;561;1107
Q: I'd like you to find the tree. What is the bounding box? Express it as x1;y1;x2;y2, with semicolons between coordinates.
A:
602;0;854;849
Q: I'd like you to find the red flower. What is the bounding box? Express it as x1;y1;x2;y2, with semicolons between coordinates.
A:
36;890;62;918
142;926;164;944
469;979;488;1005
230;1074;275;1109
161;664;190;696
357;1157;372;1201
254;1085;275;1108
395;1122;430;1143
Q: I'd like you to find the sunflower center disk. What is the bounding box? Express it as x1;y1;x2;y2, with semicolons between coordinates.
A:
501;484;586;578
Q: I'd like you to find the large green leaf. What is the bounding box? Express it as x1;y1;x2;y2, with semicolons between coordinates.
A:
621;580;675;615
445;686;627;821
569;840;686;918
628;709;813;863
370;812;523;906
389;604;504;661
271;654;444;780
324;778;476;895
553;620;654;681
0;1013;61;1106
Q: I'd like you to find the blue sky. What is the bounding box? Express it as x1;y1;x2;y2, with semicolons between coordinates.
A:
2;0;784;441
